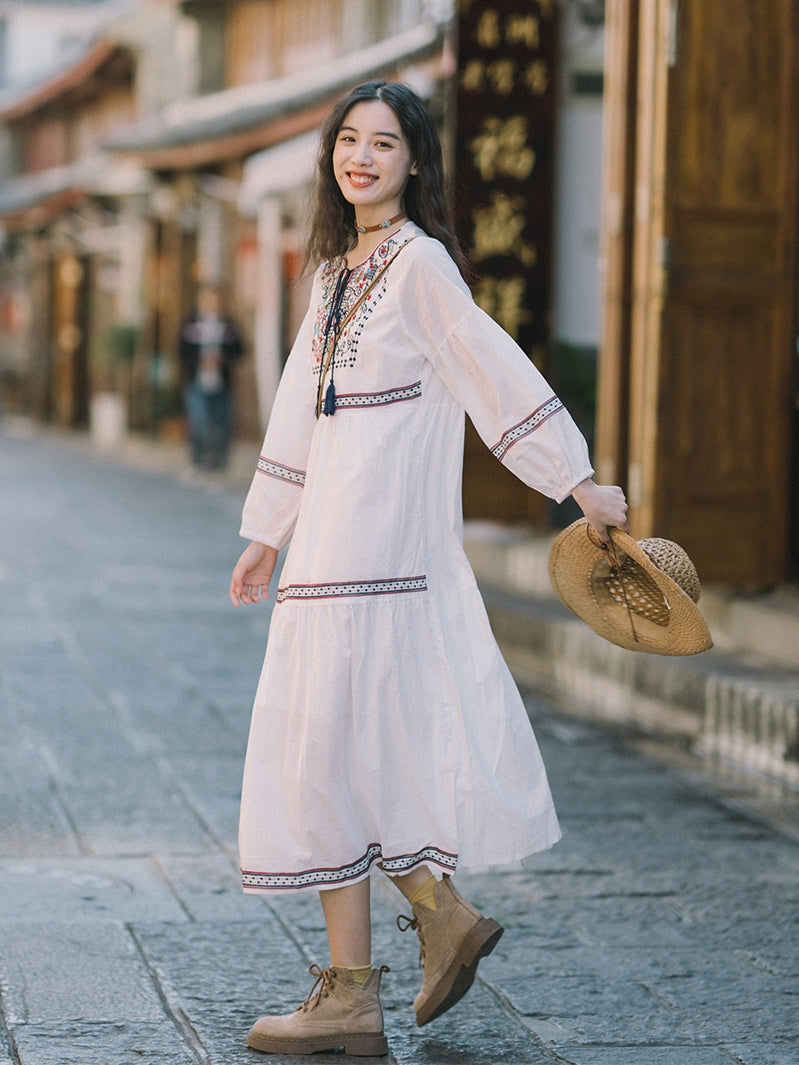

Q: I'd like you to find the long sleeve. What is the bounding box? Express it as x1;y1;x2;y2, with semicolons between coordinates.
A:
239;299;318;548
398;239;593;503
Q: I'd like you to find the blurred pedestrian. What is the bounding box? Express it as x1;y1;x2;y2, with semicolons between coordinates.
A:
229;80;628;1057
179;285;243;471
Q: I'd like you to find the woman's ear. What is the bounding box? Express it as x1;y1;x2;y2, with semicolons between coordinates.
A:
410;161;419;176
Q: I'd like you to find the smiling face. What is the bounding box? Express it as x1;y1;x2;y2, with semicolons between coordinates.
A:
332;99;417;225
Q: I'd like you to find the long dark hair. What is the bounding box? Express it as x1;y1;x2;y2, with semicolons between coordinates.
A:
305;80;467;276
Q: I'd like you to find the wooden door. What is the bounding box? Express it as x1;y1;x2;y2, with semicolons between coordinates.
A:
598;0;799;586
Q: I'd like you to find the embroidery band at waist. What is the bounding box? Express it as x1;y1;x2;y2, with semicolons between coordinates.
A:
276;574;428;603
333;380;422;409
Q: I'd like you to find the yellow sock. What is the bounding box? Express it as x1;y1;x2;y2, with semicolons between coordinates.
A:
409;874;438;911
344;964;373;986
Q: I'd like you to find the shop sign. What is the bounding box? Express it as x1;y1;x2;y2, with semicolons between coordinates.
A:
455;0;557;369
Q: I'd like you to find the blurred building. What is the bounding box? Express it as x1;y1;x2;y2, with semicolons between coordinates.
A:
106;0;453;441
0;0;455;442
0;0;138;422
0;1;796;587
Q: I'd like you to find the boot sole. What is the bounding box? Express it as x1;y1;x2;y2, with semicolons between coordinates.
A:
415;917;504;1027
246;1030;389;1056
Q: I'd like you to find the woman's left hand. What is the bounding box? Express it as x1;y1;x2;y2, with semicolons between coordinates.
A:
570;477;629;543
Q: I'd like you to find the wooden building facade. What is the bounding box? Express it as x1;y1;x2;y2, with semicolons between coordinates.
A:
597;0;799;586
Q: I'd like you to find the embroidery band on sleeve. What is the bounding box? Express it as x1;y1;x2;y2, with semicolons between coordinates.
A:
256;456;306;487
491;396;563;462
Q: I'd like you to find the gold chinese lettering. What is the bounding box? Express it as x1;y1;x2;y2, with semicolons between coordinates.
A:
471;193;538;266
473;276;532;341
460;58;485;93
476;9;501;48
469;116;536;182
485;58;516;95
522;59;549;95
505;14;540;49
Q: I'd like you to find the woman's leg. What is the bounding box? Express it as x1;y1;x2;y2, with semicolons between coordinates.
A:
389;867;504;1028
319;877;372;967
389;865;434;901
246;878;388;1055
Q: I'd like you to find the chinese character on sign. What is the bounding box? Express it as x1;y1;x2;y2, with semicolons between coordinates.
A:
485;59;516;95
469;116;536;182
473;276;532;340
471;193;537;266
522;58;549;95
476;9;501;48
505;14;540;48
460;58;486;92
456;0;556;364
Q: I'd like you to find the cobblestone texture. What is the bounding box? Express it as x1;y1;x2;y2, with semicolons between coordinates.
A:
0;428;797;1064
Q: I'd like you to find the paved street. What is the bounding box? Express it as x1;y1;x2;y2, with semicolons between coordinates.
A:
1;425;797;1065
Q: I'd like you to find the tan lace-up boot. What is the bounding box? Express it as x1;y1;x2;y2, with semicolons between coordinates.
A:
397;875;503;1026
246;963;390;1056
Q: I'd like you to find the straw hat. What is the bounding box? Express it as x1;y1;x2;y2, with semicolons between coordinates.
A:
548;518;713;655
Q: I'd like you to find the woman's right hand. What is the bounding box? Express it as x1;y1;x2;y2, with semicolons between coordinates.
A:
229;541;279;607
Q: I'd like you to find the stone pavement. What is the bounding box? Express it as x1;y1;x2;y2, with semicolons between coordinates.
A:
1;424;798;1065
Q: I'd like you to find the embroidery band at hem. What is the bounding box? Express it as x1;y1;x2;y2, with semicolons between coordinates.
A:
491;396;563;462
241;843;459;891
276;575;427;603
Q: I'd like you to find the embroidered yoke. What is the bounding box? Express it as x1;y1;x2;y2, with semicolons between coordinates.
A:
238;223;593;893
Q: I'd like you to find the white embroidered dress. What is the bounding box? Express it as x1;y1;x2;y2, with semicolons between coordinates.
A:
238;223;593;893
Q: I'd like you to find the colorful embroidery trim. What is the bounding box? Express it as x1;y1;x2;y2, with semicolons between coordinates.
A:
381;847;458;874
256;456;306;487
334;381;422;409
276;575;427;603
242;843;458;891
490;396;563;462
311;230;413;371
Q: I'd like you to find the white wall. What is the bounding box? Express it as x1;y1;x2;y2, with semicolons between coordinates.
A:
0;0;131;89
552;6;605;348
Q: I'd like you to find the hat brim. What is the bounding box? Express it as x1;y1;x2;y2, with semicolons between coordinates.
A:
548;519;713;655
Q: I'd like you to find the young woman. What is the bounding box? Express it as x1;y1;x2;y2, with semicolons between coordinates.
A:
230;80;628;1057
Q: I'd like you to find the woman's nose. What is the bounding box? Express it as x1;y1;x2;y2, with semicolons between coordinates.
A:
351;141;372;165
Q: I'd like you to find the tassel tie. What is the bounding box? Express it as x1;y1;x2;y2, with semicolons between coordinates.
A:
317;267;352;418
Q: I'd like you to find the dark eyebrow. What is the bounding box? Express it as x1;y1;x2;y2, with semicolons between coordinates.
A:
338;125;401;141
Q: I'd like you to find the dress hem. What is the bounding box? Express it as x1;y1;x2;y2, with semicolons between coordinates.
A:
241;842;458;893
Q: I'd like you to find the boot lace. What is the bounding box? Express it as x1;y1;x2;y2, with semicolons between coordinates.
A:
397;913;426;968
297;963;336;1013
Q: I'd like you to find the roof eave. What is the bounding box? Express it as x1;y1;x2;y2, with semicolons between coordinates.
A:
0;40;130;122
106;22;445;167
